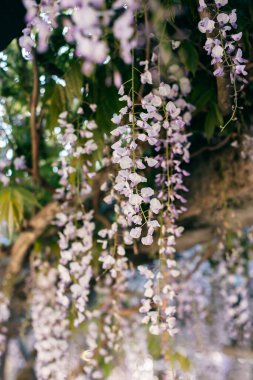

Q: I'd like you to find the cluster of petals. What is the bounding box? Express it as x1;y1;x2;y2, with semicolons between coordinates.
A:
214;242;252;343
0;292;10;357
20;0;138;74
82;277;125;379
0;156;26;186
198;1;247;83
20;0;58;56
31;263;70;380
54;109;97;327
138;264;179;336
111;64;192;336
112;70;191;245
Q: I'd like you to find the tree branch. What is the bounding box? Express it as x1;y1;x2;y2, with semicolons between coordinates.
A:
4;202;59;295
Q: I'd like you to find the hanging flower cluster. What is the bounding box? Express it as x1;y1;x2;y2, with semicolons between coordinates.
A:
214;239;252;344
198;1;247;79
98;193;130;281
111;72;191;247
0;291;10;357
0;156;26;186
20;0;138;74
81;169;131;378
177;246;212;323
31;261;70;380
82;285;124;379
111;64;191;335
198;0;247;128
54;108;97;327
19;0;58;57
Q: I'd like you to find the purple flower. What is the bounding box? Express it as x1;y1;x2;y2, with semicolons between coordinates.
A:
235;65;247;76
232;32;242;41
211;45;224;62
198;0;207;12
217;13;230;26
13;156;26;170
214;66;225;77
198;17;215;33
215;0;228;8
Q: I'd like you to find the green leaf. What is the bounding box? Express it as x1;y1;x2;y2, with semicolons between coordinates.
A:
188;73;216;112
0;187;39;237
64;61;83;105
204;103;224;140
178;40;199;75
46;61;83;129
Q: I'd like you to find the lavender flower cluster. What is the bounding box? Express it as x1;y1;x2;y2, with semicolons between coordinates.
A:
198;0;247;81
54;109;97;327
111;73;191;249
0;292;10;358
31;263;70;380
215;240;252;344
111;63;192;335
0;156;26;186
20;0;138;74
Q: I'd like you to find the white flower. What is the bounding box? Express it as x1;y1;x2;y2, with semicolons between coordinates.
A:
159;82;171;97
198;17;215;33
139;299;151;313
111;114;122;124
129;173;147;185
132;215;142;225
151;95;162;107
150;198;162;214
215;0;228;7
129;194;143;206
232;32;242;41
165;306;176;316
145;157;158;167
166;101;181;118
147;220;160;228
119;156;133;169
138;265;154;279
141;187;154;198
198;0;207;11
179;77;191;96
141;235;153;246
117;245;125;256
140;70;152;84
100;254;115;268
144;287;154;298
130;227;142;239
212;45;224;59
118;85;124;95
217;13;230;24
14;156;26;170
149;325;160;335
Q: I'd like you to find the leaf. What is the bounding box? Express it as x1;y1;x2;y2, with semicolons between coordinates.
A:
47;84;67;129
0;187;39;237
178;40;199;75
64;61;83;105
188;73;216;112
204;103;224;140
46;61;83;129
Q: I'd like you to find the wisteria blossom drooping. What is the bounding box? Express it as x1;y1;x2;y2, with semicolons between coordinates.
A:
0;292;10;358
198;0;247;128
31;262;70;380
55;109;97;327
111;64;192;335
20;0;139;74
